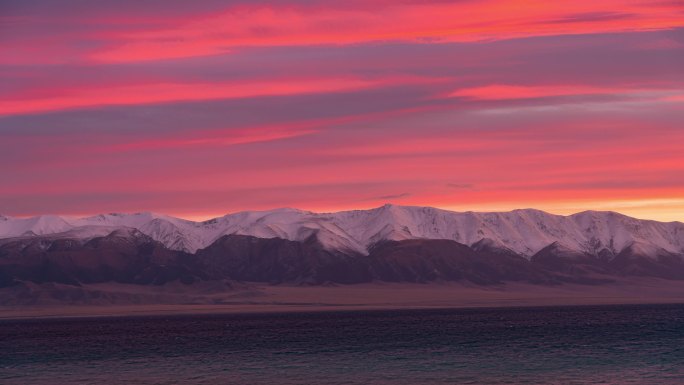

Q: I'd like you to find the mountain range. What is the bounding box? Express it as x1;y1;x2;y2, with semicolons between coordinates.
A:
2;204;684;289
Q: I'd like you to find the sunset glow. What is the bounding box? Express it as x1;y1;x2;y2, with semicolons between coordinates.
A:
2;0;683;221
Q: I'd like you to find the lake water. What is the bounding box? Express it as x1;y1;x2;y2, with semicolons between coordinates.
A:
2;304;684;384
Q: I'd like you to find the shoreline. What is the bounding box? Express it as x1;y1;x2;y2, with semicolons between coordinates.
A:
3;299;684;321
3;278;684;320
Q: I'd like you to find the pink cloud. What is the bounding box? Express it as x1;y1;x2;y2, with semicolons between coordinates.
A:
448;84;625;100
0;78;380;115
89;1;684;63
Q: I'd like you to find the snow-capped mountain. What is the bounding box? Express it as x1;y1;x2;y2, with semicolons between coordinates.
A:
0;214;73;237
1;204;683;258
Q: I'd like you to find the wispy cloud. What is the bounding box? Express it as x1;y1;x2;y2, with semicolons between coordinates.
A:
0;78;384;116
447;183;474;189
362;193;412;202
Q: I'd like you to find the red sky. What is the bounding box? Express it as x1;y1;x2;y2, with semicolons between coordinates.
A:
1;0;684;221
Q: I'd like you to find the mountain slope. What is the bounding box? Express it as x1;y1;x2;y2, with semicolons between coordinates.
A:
0;228;210;287
4;231;684;289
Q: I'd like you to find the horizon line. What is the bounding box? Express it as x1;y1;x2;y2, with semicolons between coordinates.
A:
3;203;683;225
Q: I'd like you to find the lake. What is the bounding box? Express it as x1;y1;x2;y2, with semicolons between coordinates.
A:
2;304;684;384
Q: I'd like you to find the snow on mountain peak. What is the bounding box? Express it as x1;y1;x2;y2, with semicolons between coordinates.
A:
0;214;73;238
0;205;683;258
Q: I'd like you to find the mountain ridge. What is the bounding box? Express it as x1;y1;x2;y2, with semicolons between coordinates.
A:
1;205;683;259
3;206;684;290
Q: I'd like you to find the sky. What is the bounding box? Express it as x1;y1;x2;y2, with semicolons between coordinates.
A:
1;0;683;221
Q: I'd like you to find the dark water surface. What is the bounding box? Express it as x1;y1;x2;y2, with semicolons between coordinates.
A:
2;304;684;384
